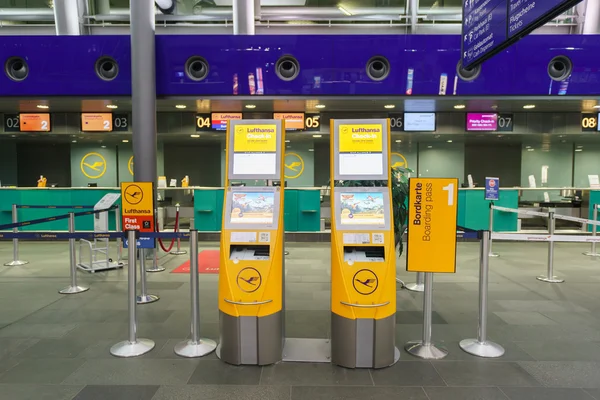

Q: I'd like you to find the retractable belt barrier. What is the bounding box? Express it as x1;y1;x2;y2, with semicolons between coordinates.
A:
0;205;119;231
17;205;96;209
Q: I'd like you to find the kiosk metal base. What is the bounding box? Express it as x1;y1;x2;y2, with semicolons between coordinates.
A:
283;338;331;363
4;260;28;267
174;338;217;358
137;294;160;304
110;339;155;358
59;285;89;295
536;275;565;283
405;283;424;292
170;250;187;255
405;341;448;360
459;339;505;358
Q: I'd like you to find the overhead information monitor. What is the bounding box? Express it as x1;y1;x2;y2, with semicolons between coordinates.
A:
404;113;436;132
212;112;242;131
273;113;305;131
20;113;51;132
81;113;113;132
462;0;583;69
332;119;389;181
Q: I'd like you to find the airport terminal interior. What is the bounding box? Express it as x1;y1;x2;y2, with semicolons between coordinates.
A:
2;0;600;399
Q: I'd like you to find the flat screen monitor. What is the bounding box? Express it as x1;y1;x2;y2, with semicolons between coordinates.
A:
81;113;113;132
224;187;281;230
333;187;391;231
404;113;436;132
211;112;242;131
20;113;51;132
466;113;498;131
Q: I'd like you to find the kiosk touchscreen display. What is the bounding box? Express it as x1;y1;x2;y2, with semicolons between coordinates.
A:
230;192;275;225
339;192;385;225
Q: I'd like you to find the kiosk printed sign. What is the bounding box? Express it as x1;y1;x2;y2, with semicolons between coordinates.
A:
338;124;384;177
228;120;283;180
230;192;275;224
485;177;500;201
340;192;385;225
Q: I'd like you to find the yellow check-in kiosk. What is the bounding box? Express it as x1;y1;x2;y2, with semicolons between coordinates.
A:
217;119;285;366
330;119;399;368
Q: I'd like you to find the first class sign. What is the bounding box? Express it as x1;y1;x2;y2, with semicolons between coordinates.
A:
407;178;458;274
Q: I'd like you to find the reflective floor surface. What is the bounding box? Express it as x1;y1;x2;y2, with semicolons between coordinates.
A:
0;241;599;399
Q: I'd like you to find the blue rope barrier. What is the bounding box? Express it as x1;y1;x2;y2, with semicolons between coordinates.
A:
0;231;190;241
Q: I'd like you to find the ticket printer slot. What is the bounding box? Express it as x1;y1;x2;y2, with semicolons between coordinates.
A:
343;246;385;263
230;245;271;261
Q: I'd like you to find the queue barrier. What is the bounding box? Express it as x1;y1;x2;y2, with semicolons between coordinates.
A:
17;205;96;209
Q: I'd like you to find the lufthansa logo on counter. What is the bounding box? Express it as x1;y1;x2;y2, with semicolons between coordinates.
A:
128;156;134;176
391;152;408;169
237;267;262;293
352;269;378;295
284;152;304;179
80;152;107;179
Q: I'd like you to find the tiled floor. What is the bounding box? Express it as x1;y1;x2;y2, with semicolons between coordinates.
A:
0;240;599;399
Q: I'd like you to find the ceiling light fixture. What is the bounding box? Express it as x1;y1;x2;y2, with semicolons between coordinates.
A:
395;139;402;143
106;104;118;109
190;134;200;138
308;148;315;152
122;139;129;143
527;148;535;152
36;104;49;109
427;145;433;149
454;104;466;109
245;104;256;109
72;140;77;143
594;105;600;109
338;5;353;16
315;104;326;109
384;104;395;109
101;145;107;148
447;140;453;143
175;104;187;109
523;104;536;109
312;134;322;138
285;140;291;143
575;148;583;152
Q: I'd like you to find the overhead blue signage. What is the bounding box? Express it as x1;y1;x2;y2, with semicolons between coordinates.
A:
462;0;583;69
485;177;500;201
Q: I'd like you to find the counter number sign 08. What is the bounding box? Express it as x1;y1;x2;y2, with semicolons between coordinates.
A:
581;114;599;132
3;114;20;132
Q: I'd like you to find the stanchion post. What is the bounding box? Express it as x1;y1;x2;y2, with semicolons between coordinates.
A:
115;206;124;265
488;202;499;258
405;272;425;292
59;212;89;294
584;204;600;257
405;272;448;359
137;248;159;303
460;230;505;357
110;230;155;357
537;211;564;283
170;205;187;255
174;229;217;357
4;204;28;267
146;246;166;273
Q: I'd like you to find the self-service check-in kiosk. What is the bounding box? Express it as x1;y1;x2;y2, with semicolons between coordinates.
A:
217;119;285;365
330;119;399;368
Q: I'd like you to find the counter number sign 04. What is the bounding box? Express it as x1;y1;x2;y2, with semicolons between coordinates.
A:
196;113;212;132
407;178;458;274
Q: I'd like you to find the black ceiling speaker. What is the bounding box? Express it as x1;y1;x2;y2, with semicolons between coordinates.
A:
366;56;390;81
5;57;29;81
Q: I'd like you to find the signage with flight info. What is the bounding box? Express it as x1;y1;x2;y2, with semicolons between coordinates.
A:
120;182;154;248
407;178;458;273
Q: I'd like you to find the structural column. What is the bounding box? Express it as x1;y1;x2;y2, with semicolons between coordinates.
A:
53;0;82;35
233;0;255;34
130;0;158;184
583;0;600;34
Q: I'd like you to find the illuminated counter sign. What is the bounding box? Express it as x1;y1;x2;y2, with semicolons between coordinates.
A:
120;182;155;249
274;113;305;131
81;113;113;132
212;112;242;131
407;178;458;274
20;113;51;132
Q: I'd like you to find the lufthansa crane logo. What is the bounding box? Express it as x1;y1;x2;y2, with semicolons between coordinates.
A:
80;152;107;179
284;152;304;179
128;156;134;176
124;184;144;205
391;152;408;169
352;269;378;295
237;267;262;293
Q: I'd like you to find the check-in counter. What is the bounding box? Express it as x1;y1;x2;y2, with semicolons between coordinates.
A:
457;188;519;232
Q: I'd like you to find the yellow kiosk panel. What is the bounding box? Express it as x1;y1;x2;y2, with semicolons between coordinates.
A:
407;178;458;273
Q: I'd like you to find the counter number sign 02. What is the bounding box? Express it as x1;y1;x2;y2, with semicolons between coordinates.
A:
3;114;20;132
120;181;155;249
407;177;458;274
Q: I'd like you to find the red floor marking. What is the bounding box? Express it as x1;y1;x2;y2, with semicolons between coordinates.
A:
171;250;220;274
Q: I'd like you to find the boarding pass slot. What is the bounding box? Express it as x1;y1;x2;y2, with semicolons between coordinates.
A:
343;246;385;263
230;245;271;261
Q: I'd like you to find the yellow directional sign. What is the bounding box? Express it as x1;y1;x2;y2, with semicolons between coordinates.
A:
80;152;107;179
407;178;458;273
120;182;153;216
284;152;304;179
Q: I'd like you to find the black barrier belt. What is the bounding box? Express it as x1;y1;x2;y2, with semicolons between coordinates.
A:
457;225;480;240
0;205;119;231
17;205;97;209
0;231;190;240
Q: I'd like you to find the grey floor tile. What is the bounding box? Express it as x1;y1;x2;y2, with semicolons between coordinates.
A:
63;359;200;385
499;387;596;400
18;338;92;358
518;361;600;388
151;385;291;400
438;341;535;362
0;338;40;359
584;389;600;400
0;384;84;400
515;341;600;361
260;362;372;386
370;361;445;386
396;311;447;324
292;386;428;400
0;323;77;338
424;387;509;400
0;358;85;384
187;360;262;385
432;361;541;387
494;312;558;325
73;385;159;400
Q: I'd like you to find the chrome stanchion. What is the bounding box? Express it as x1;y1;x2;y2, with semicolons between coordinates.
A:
4;204;28;267
110;230;155;357
174;230;217;358
405;272;425;292
537;211;564;283
488;203;499;258
170;205;187;255
584;204;600;257
146;247;166;273
460;230;505;358
137;248;160;304
405;272;448;359
115;206;124;265
59;212;89;294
